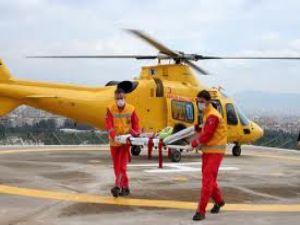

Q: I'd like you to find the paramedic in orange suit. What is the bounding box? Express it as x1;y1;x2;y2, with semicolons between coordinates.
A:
191;90;227;221
105;88;140;198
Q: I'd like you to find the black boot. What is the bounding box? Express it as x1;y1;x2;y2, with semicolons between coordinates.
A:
111;186;120;198
119;188;130;196
210;201;225;214
192;212;205;221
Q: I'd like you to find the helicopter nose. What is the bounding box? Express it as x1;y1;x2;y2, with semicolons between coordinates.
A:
251;122;264;141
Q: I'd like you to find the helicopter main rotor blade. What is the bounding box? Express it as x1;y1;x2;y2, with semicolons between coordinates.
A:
183;59;209;75
125;29;179;58
27;55;159;59
26;55;162;59
195;55;300;60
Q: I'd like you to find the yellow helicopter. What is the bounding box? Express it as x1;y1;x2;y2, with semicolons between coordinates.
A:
1;29;299;158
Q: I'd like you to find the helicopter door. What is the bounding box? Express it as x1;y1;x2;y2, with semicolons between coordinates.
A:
225;103;241;141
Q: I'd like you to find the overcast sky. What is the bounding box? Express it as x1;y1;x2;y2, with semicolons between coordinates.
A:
1;0;300;94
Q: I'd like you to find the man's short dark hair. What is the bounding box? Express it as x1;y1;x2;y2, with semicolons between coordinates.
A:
115;88;125;95
197;90;211;101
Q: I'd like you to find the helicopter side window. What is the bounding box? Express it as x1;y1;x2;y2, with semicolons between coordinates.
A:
226;103;238;125
171;100;194;123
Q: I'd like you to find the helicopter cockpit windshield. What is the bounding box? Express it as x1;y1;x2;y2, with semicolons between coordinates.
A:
219;90;250;126
235;105;250;126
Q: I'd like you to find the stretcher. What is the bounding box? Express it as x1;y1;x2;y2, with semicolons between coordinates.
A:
115;126;197;163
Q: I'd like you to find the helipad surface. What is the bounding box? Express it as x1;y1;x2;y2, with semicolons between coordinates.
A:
0;145;299;225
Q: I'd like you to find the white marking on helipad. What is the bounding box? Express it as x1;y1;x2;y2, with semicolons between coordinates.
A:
129;162;200;167
128;162;239;173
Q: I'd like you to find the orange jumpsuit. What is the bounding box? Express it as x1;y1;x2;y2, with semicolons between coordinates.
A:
191;103;227;215
105;102;139;189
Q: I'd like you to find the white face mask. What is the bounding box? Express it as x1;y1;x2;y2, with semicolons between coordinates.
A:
197;102;206;111
116;99;125;108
